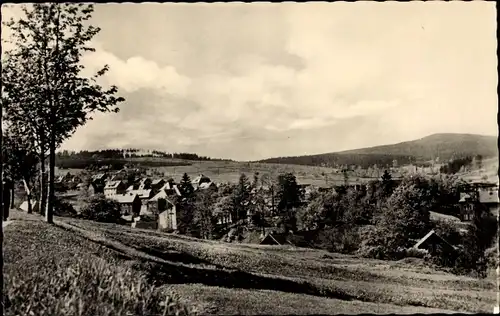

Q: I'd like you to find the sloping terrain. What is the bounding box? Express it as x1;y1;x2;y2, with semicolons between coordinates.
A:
258;133;498;167
5;210;496;314
55;216;496;314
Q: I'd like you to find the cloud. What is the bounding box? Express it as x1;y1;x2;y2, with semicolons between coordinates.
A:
2;3;497;161
81;43;191;96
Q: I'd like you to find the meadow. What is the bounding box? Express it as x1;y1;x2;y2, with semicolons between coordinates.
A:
5;210;494;315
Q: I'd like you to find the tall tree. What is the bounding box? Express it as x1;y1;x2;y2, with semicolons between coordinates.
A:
176;173;195;234
276;173;303;233
381;170;394;197
231;173;252;222
2;4;124;223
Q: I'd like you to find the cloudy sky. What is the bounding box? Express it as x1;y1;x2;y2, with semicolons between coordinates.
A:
2;2;497;161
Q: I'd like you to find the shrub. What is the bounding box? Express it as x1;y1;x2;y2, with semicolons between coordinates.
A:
80;194;122;223
5;256;195;316
315;225;360;254
53;197;78;218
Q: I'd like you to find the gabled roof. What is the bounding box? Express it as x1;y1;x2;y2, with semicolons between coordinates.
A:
127;189;152;199
413;230;455;251
105;180;124;189
111;193;139;204
151;179;165;185
192;174;210;185
149;190;175;205
92;173;107;181
199;182;217;190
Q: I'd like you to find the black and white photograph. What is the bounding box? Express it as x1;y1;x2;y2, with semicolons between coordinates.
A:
0;2;498;315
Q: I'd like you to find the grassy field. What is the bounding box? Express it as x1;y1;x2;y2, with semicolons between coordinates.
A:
3;211;195;315
56;155;498;187
9;212;488;314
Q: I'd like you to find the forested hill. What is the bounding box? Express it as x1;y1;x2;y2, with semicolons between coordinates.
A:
257;133;498;168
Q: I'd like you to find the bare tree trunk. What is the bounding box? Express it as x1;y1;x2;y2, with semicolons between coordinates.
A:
46;133;55;224
10;185;15;209
22;179;33;214
39;154;47;216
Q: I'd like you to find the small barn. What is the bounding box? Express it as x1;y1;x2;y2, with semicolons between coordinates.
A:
260;232;295;246
413;230;456;256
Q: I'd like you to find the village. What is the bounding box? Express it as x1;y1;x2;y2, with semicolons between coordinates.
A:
1;3;497;315
26;163;497;253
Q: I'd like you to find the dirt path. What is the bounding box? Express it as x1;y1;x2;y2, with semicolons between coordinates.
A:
3;220;13;228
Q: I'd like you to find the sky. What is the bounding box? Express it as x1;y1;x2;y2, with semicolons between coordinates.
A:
1;2;497;161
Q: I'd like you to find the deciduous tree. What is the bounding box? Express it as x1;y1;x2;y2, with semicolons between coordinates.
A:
2;3;125;223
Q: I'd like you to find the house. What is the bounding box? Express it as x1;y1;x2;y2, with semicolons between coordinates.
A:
88;182;104;195
111;193;141;216
413;230;456;256
137;178;152;190
148;190;175;215
198;181;218;191
191;174;211;188
104;180;127;197
92;173;108;184
127;189;154;213
459;182;499;221
151;179;166;191
160;182;182;197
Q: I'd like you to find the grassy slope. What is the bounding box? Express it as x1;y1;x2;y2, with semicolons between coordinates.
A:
54;216;495;314
3;212;454;315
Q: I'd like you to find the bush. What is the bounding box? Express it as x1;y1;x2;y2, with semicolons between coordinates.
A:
53;197;78;218
5;256;195;316
80;194;122;223
315;225;360;254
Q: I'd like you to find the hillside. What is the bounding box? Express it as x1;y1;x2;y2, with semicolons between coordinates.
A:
4;211;495;314
258;133;498;168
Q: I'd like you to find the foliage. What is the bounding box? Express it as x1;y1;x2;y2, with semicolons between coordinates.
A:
363;180;433;259
56;157;191;169
80;194;121;223
231;173;252;222
52;196;78;217
314;225;361;254
439;156;473;174
192;190;218;239
2;3;125;221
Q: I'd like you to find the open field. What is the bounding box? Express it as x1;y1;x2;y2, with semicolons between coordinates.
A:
6;210;488;314
56;154;498;187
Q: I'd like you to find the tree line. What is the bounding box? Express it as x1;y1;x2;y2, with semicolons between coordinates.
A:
56;149;232;161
